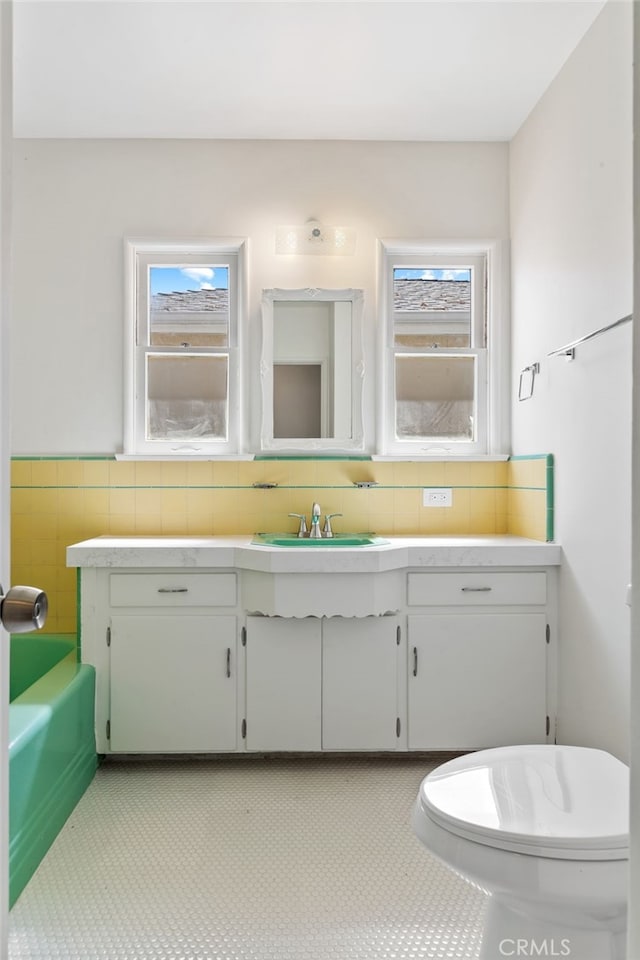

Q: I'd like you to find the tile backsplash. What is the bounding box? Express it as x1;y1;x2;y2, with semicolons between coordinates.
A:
11;454;552;635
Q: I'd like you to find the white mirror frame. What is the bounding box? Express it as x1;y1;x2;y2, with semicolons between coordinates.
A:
260;288;365;453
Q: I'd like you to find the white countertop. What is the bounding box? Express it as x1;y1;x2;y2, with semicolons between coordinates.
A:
67;535;561;573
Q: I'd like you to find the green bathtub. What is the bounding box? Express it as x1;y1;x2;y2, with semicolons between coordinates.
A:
9;635;97;907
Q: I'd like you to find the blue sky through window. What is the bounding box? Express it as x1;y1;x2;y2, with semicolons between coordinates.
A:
150;265;229;294
394;268;470;281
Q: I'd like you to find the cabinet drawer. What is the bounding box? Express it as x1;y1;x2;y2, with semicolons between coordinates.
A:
407;572;546;606
110;573;237;607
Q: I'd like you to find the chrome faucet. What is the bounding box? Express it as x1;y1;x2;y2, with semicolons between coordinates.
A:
288;513;308;537
309;502;322;538
322;513;343;538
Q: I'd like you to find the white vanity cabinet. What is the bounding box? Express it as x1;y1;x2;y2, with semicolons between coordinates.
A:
406;572;551;750
244;616;322;751
321;615;401;750
110;613;237;752
244;614;402;752
78;568;240;753
68;536;560;757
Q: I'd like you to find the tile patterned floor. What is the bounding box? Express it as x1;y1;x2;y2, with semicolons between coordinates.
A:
9;756;486;959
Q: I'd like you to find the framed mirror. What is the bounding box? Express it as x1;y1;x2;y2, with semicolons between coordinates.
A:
260;288;365;452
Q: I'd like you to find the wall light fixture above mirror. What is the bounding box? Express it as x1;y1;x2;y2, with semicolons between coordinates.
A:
260;288;365;454
275;221;356;256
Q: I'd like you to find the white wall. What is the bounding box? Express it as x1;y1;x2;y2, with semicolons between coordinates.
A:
510;0;633;759
10;139;508;454
629;6;640;954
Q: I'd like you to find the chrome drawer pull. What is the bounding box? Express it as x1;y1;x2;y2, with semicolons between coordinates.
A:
461;586;492;592
157;587;189;594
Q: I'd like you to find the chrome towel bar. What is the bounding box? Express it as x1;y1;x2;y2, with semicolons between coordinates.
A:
547;313;632;360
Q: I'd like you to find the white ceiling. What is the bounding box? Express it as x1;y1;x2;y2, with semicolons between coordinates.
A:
13;0;607;141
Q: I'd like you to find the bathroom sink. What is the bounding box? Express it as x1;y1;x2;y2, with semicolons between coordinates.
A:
251;533;389;547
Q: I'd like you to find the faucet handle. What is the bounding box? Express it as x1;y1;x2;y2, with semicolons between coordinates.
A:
322;513;343;538
288;513;307;537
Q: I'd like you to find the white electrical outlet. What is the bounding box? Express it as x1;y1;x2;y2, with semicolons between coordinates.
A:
423;488;453;507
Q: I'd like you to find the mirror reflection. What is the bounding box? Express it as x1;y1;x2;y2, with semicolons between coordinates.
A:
273;299;352;440
260;288;364;452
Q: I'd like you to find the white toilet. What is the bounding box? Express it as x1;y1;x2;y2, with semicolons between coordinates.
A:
412;744;629;960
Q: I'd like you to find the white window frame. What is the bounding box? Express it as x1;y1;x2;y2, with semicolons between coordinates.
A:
378;239;509;457
123;238;246;458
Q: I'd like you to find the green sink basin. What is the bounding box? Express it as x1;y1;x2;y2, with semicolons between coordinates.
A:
251;533;388;547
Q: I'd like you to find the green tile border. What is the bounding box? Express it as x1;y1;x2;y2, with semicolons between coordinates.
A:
253;455;372;461
508;454;550;461
12;482;518;491
12;455;374;462
507;453;554;541
546;454;554;542
11;456;114;461
76;569;82;661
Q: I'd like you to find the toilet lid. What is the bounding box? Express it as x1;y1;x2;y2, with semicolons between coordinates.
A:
419;744;629;860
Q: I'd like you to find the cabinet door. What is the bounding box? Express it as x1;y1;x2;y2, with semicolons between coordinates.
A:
110;615;237;752
322;616;400;750
408;613;547;750
245;617;322;751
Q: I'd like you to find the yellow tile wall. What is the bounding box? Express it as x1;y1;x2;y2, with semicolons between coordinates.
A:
506;456;552;542
10;455;552;636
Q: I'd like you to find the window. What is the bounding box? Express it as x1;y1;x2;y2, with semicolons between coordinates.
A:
380;241;507;456
124;240;245;456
